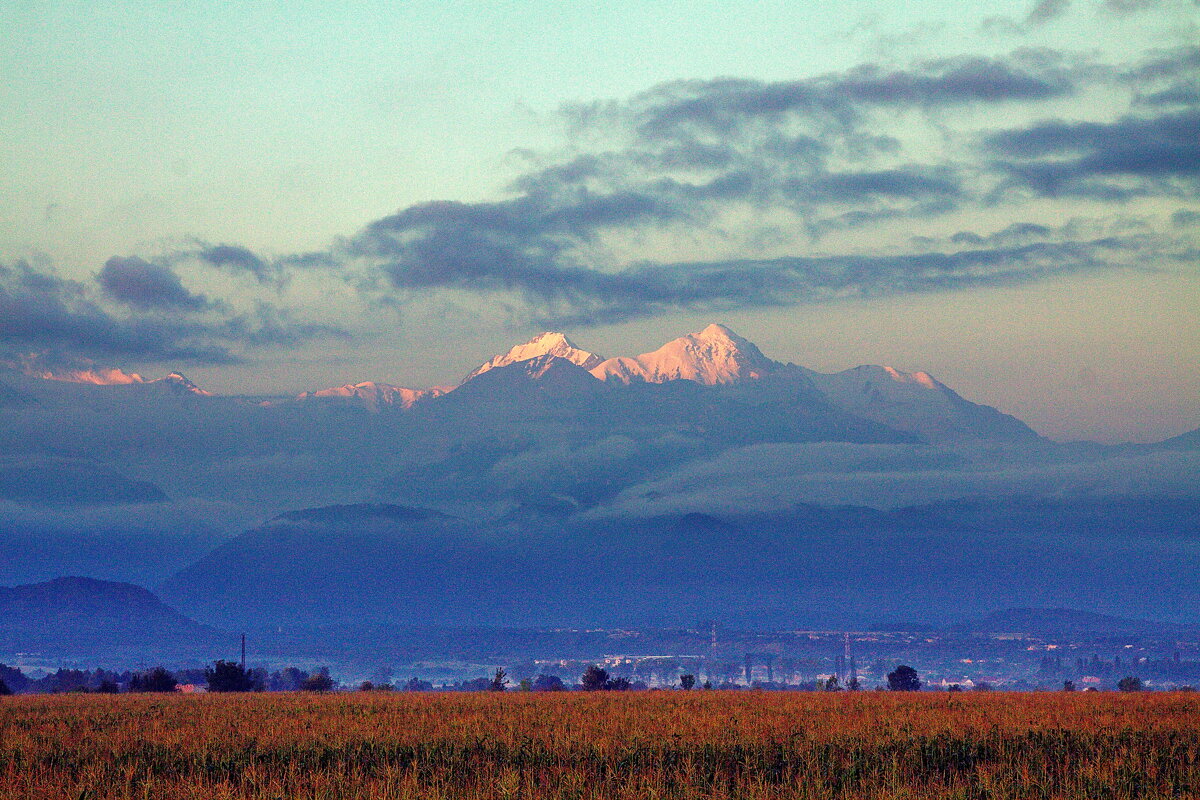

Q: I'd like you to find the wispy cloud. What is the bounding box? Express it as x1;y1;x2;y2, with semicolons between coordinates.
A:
988;110;1200;198
319;47;1194;324
0;259;345;369
4;46;1196;357
1027;0;1072;25
191;243;277;284
98;256;213;312
532;238;1151;326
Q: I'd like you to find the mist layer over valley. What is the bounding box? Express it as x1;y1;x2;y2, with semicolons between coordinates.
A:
2;324;1198;645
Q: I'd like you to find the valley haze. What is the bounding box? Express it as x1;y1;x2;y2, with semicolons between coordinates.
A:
1;323;1198;683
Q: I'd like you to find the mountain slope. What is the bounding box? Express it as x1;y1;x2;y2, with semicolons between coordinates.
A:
591;324;776;385
160;503;481;627
297;381;445;412
802;365;1042;442
1145;426;1200;451
463;332;603;383
0;576;221;658
0;459;168;505
160;495;1200;631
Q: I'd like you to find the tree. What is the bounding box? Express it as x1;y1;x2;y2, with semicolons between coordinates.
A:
301;669;334;692
0;677;11;696
205;660;258;692
489;668;508;692
44;669;88;693
680;674;696;691
404;677;433;691
607;676;632;691
974;681;993;691
268;667;308;692
129;666;177;693
847;676;861;691
581;664;609;691
824;675;843;692
1118;676;1143;692
947;684;963;692
887;665;922;691
0;664;28;694
1063;680;1076;692
96;679;120;694
533;674;564;692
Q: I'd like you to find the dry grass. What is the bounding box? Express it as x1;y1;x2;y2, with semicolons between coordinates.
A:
2;691;1198;799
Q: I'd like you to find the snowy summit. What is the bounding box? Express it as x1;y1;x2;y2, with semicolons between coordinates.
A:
461;332;603;383
590;324;776;385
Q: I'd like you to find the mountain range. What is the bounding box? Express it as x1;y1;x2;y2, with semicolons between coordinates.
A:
0;323;1197;646
283;323;1042;444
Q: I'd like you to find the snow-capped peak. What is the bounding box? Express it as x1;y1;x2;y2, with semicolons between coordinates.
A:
882;366;939;390
801;363;1040;441
155;372;214;396
26;364;214;395
32;366;147;386
297;381;444;411
591;323;777;385
462;331;604;383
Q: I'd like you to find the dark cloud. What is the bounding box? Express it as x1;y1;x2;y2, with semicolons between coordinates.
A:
195;244;275;283
0;260;345;368
517;238;1138;327
624;55;1074;141
222;303;350;348
352;191;683;301
1103;0;1165;11
1125;48;1200;107
1123;46;1200;81
643;240;1112;299
1;261;235;364
278;251;340;270
1173;210;1200;227
978;0;1072;36
987;110;1200;197
307;48;1198;325
986;111;1198;159
16;48;1186;342
351;161;971;307
947;222;1053;247
1027;0;1071;24
800;166;962;202
98;256;211;312
948;232;986;246
1140;84;1200;107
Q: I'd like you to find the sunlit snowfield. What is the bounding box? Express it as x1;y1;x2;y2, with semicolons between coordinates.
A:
2;691;1199;799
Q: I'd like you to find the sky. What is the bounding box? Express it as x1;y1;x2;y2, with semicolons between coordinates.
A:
1;0;1197;442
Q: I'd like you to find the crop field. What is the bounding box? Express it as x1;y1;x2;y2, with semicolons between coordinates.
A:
2;692;1199;799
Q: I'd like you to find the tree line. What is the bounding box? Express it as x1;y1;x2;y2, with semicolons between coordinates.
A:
0;661;333;695
0;660;1161;695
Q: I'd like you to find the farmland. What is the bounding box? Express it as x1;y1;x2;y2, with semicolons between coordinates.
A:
2;692;1198;799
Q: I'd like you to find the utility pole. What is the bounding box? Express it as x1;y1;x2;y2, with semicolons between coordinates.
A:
240;633;246;671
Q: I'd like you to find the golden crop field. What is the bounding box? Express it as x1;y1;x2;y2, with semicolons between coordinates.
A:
2;691;1199;800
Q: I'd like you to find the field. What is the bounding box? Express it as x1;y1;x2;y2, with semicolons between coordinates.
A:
2;692;1199;799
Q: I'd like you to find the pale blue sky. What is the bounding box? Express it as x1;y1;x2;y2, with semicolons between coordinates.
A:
1;0;1197;441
